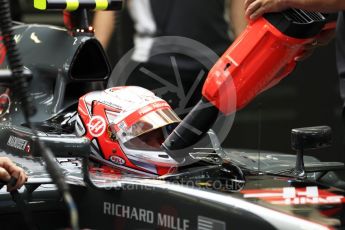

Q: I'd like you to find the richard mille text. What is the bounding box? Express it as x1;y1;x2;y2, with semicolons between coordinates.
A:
104;202;190;230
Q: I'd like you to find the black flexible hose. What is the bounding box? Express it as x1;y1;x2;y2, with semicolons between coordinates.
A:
0;1;79;229
162;98;219;161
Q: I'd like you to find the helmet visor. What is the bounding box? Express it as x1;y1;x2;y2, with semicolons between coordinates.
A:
110;108;180;144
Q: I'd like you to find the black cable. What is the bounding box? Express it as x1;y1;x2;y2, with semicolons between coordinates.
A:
0;1;79;229
257;103;262;174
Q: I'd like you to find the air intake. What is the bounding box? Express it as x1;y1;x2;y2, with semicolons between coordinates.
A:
69;39;111;81
264;8;327;39
284;9;324;23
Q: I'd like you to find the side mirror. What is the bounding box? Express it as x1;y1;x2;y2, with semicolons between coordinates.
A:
291;126;332;177
291;126;332;151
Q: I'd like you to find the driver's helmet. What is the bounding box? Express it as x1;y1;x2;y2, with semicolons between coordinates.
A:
76;86;181;176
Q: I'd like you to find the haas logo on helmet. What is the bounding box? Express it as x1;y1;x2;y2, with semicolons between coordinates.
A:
87;116;106;137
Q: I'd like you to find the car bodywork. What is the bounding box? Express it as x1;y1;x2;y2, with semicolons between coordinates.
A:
0;146;344;230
